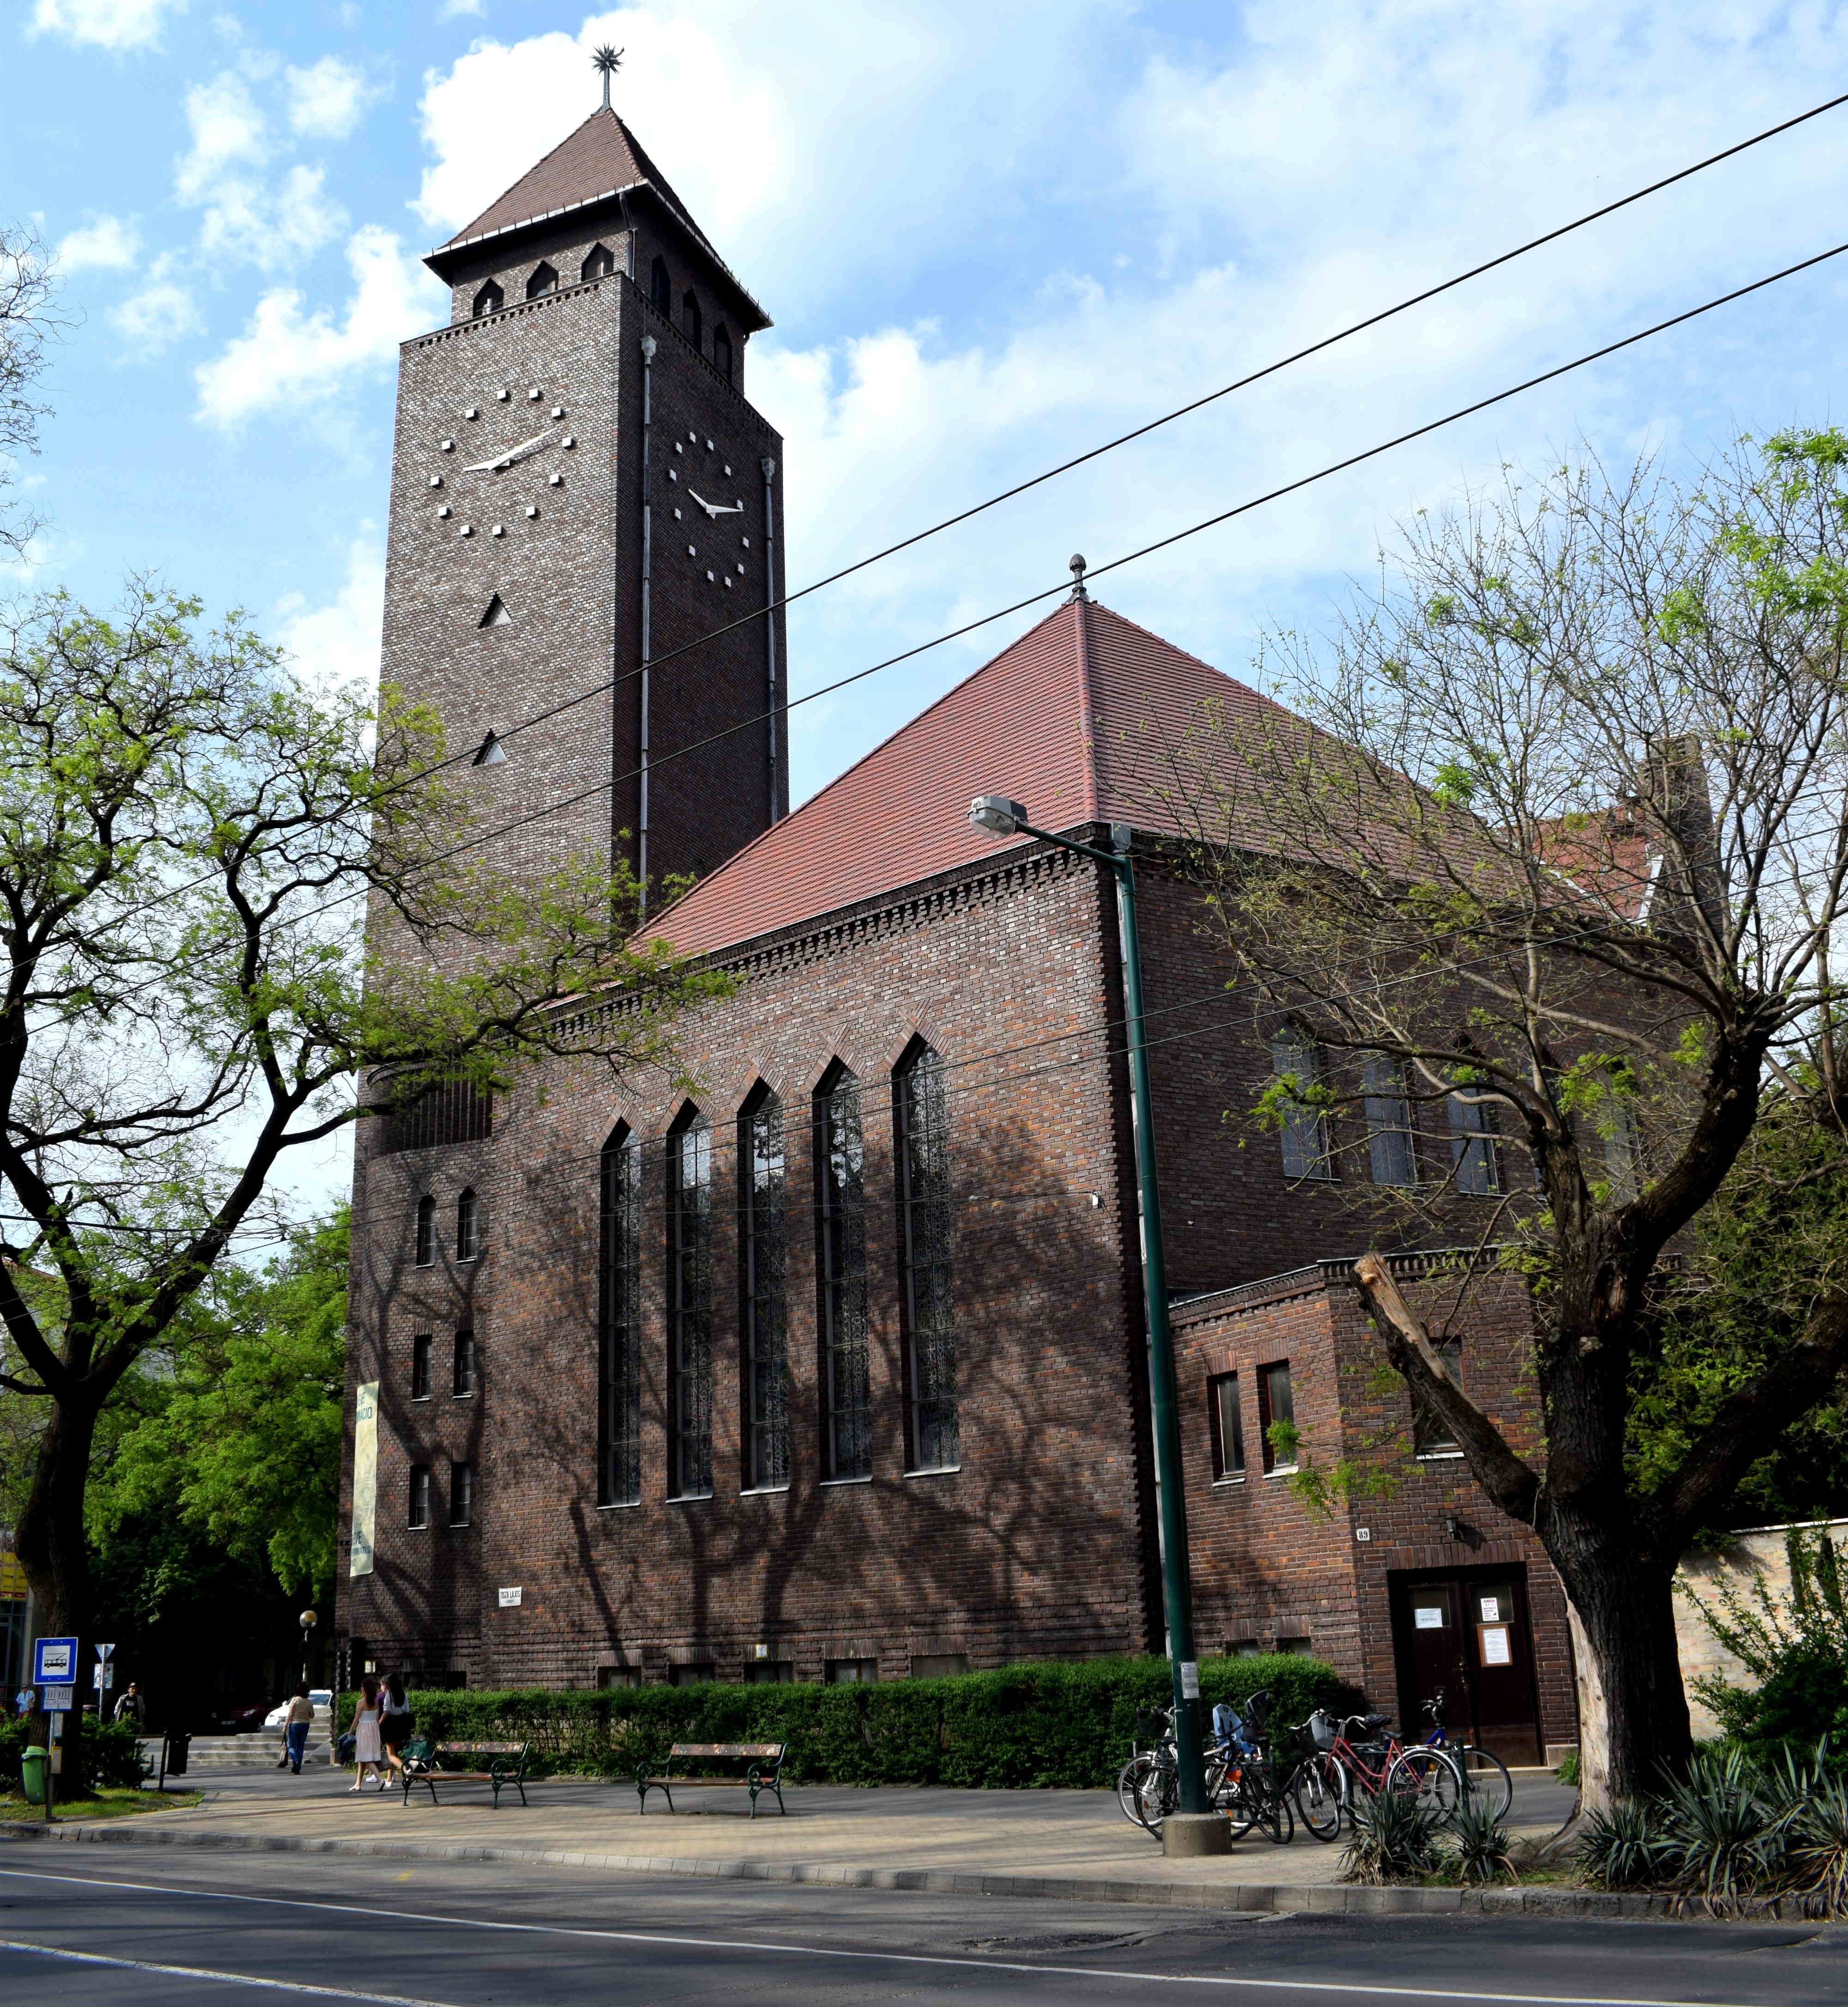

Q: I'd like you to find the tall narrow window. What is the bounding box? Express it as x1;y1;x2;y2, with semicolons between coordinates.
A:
668;1107;713;1499
525;261;558;298
472;280;503;317
1447;1084;1500;1195
650;255;671;313
682;290;703;352
740;1088;789;1491
714;324;732;384
598;1126;642;1507
408;1465;430;1528
1362;1057;1417;1187
1412;1338;1465;1456
1257;1360;1296;1473
896;1043;957;1471
414;1195;435;1267
1209;1372;1246;1480
449;1460;473;1527
817;1066;870;1480
411;1333;432;1401
581;243;615;282
1270;1030;1334;1180
452;1329;475;1399
456;1188;479;1262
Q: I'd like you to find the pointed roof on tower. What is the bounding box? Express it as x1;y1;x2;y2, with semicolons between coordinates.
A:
424;107;769;330
641;600;1289;961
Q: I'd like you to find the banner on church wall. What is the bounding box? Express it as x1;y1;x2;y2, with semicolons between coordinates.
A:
348;1381;379;1578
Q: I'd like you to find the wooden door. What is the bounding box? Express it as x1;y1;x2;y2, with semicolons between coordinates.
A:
1390;1566;1543;1765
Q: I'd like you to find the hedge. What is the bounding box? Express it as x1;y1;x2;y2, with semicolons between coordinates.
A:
346;1654;1353;1788
0;1714;150;1795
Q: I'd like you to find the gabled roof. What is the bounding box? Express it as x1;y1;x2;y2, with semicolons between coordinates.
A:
427;108;769;329
643;599;1283;960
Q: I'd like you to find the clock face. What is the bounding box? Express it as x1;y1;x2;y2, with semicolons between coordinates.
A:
426;383;575;539
665;428;754;590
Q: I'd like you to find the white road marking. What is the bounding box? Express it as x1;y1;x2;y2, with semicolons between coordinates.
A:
0;1936;456;2004
0;1864;1771;2006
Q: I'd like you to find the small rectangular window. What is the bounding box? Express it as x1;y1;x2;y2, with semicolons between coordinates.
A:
449;1460;473;1527
1363;1057;1417;1187
910;1652;970;1680
414;1196;435;1267
1447;1086;1499;1195
1412;1338;1465;1457
598;1664;643;1689
745;1660;795;1685
1270;1032;1334;1180
825;1657;878;1684
452;1330;476;1399
456;1189;479;1262
408;1465;430;1528
411;1334;432;1401
1209;1371;1246;1481
1258;1360;1296;1473
668;1662;715;1686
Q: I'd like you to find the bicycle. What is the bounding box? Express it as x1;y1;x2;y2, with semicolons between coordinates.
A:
1419;1688;1514;1819
1117;1693;1295;1843
1210;1688;1294;1844
1116;1706;1179;1834
1292;1708;1462;1835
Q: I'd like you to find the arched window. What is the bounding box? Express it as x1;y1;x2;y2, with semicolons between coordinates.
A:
456;1188;479;1262
471;280;503;318
895;1042;957;1471
682;290;702;352
1269;1027;1334;1181
650;255;671;314
740;1086;789;1491
597;1126;642;1506
580;243;615;282
414;1194;435;1267
713;324;732;385
525;261;558;299
667;1106;713;1499
816;1065;869;1479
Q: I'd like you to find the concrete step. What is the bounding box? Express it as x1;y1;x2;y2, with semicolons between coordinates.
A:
167;1734;319;1770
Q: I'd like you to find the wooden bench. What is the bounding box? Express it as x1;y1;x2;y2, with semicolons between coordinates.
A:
636;1742;787;1819
399;1738;531;1808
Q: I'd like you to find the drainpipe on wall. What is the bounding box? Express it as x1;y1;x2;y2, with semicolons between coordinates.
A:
637;333;657;908
761;455;781;822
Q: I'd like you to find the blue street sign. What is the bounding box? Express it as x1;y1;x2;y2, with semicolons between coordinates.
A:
32;1637;77;1684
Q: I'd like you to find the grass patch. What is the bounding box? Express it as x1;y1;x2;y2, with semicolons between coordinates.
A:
0;1786;202;1824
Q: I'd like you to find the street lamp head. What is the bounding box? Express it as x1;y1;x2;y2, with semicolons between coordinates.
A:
299;1610;318;1632
968;794;1027;837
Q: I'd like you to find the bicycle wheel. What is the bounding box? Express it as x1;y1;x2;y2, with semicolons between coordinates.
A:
1264;1778;1295;1845
1120;1753;1178;1833
1386;1745;1462;1821
1117;1755;1154;1829
1291;1751;1346;1842
1221;1758;1263;1840
1454;1744;1514;1820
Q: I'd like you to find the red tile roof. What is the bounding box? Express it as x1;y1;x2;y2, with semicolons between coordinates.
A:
643;599;1285;959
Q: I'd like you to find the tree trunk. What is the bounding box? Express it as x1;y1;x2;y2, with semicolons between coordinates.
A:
1541;1504;1690;1815
13;1390;100;1644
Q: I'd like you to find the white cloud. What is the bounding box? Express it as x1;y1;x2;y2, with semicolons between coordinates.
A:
57;215;140;273
175;71;267;203
199;162;344;271
110;253;203;351
194;224;436;429
436;0;485;17
286;55;378;142
29;0;183;49
273;528;385;692
173;70;346;271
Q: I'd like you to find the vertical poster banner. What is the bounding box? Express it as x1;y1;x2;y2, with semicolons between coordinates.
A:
348;1380;379;1577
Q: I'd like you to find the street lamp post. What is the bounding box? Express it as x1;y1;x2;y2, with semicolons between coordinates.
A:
967;796;1218;1841
299;1609;318;1689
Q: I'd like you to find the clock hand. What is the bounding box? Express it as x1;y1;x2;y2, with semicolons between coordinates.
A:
686;488;744;519
460;429;556;474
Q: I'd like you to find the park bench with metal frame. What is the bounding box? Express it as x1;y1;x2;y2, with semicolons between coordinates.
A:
636;1741;787;1818
398;1737;530;1808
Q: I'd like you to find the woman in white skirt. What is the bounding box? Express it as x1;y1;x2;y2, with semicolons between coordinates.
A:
349;1674;386;1792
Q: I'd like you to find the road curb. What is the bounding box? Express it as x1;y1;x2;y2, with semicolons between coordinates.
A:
0;1819;1672;1917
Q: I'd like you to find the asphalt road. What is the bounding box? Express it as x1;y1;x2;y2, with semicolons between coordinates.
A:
1;1846;1844;2006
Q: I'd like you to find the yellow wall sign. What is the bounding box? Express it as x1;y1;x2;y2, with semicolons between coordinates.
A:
348;1380;379;1578
0;1551;25;1600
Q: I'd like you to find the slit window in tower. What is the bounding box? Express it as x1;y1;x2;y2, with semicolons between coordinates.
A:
667;1107;714;1500
740;1088;790;1492
817;1066;870;1481
896;1042;957;1472
597;1127;643;1507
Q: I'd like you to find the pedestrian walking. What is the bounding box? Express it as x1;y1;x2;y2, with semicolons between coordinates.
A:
379;1672;413;1788
349;1675;386;1793
278;1684;315;1774
112;1681;146;1727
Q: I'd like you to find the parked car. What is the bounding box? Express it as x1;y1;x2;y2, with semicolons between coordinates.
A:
263;1689;334;1730
212;1699;273;1734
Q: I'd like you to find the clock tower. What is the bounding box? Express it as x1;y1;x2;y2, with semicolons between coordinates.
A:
381;102;789;906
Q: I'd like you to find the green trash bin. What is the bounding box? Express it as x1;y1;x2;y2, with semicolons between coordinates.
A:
20;1745;47;1805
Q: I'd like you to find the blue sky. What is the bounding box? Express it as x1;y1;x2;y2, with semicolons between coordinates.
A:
6;0;1848;1216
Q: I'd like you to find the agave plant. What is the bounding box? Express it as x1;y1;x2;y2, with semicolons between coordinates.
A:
1341;1783;1445;1884
1447;1796;1516;1884
1576;1799;1666;1890
1761;1741;1848;1919
1656;1747;1776;1916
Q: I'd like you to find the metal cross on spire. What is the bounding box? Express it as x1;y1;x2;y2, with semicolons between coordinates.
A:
593;44;623;109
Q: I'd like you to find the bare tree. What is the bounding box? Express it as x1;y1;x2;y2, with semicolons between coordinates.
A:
0;224;58;559
0;581;723;1646
1164;431;1848;1815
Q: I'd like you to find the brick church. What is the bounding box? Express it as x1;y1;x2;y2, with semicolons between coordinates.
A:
339;101;1578;1764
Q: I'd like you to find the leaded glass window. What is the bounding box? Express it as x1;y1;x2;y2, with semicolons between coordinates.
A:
896;1043;957;1471
741;1088;789;1490
597;1127;642;1507
818;1067;870;1479
668;1108;713;1498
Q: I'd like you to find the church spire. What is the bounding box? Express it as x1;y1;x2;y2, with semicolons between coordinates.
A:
593;43;623;111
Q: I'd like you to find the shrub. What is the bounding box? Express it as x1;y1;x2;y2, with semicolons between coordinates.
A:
1446;1796;1516;1884
346;1654;1351;1789
1576;1799;1665;1889
0;1713;147;1795
1554;1748;1580;1788
1341;1786;1445;1883
1657;1746;1777;1915
1688;1527;1848;1757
